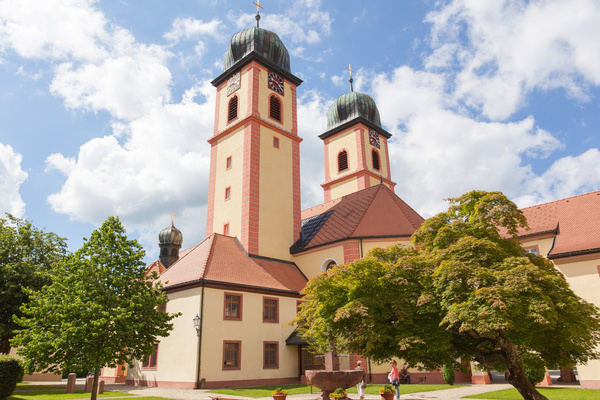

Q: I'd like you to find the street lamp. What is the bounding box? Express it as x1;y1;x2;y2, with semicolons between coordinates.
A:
193;314;201;336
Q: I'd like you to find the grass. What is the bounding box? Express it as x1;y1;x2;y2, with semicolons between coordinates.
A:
9;390;135;400
464;387;600;400
210;384;465;398
14;386;66;391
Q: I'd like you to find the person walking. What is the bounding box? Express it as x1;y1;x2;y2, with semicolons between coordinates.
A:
389;360;400;399
355;361;366;400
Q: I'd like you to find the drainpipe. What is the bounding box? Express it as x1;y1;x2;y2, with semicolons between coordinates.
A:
195;284;206;389
360;239;364;258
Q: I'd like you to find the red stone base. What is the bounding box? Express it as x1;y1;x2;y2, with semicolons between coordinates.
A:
581;380;600;389
537;373;552;386
471;373;491;384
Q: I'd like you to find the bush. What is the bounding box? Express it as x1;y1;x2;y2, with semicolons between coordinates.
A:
521;352;546;385
442;364;455;385
0;354;24;400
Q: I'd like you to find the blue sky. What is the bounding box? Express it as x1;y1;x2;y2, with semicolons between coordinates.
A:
1;0;599;259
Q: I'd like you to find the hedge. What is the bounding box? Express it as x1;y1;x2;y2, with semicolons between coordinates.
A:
0;354;24;400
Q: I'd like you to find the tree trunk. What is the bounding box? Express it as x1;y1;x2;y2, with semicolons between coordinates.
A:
91;368;100;400
0;335;11;354
501;340;548;400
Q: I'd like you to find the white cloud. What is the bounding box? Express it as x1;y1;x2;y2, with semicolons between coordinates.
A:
371;66;564;217
425;0;600;120
0;0;108;62
163;17;223;43
0;143;28;217
46;81;215;248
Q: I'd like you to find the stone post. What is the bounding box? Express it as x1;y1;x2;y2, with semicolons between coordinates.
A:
98;380;105;394
66;373;76;394
84;376;93;392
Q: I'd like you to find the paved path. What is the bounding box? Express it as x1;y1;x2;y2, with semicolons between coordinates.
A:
105;383;516;400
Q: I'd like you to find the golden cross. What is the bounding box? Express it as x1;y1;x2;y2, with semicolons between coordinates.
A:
347;63;353;78
347;63;354;92
170;213;175;222
253;0;263;13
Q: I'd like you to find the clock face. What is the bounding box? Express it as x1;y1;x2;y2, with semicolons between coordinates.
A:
227;72;240;96
268;72;284;94
369;130;380;148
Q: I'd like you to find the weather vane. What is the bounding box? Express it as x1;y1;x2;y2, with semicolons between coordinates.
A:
347;63;354;92
253;0;263;27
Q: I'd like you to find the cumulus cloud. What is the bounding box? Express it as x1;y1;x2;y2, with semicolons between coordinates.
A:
163;17;224;43
46;81;215;249
0;143;28;217
371;66;565;217
425;0;600;120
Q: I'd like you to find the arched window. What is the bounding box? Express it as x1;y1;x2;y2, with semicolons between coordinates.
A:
325;261;336;271
161;248;168;256
269;95;282;122
228;96;238;122
372;149;380;171
170;248;178;256
338;150;348;172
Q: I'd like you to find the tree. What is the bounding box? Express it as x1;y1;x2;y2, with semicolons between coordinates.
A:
12;216;179;400
294;191;600;400
0;214;67;354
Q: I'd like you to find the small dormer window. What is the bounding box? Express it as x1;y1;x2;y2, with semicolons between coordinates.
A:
269;96;282;122
338;150;348;172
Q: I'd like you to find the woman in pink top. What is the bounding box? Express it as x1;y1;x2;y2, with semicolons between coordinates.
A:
389;360;400;399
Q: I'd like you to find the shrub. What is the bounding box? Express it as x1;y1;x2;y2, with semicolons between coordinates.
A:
272;387;288;396
521;352;546;385
442;364;455;385
0;355;24;400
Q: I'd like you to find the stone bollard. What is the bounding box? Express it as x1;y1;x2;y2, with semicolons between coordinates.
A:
66;373;76;394
84;376;93;393
98;380;105;394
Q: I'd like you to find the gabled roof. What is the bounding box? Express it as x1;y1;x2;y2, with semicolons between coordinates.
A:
291;185;424;253
518;190;600;258
157;233;307;293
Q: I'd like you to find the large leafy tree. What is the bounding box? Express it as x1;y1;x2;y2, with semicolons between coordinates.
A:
294;191;600;400
0;214;67;354
12;216;178;400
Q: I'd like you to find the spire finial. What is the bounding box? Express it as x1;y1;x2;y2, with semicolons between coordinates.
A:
347;63;354;92
170;213;175;225
253;0;263;27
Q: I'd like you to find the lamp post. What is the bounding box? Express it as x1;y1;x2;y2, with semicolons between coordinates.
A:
193;314;202;388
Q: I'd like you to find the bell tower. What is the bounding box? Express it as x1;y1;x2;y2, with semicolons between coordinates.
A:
320;71;395;202
206;9;302;261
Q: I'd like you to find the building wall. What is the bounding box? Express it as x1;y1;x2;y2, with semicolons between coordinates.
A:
127;288;201;388
553;255;600;389
257;124;295;261
199;287;300;388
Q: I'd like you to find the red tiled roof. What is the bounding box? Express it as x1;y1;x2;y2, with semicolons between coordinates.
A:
157;233;307;292
145;260;166;277
292;185;424;253
518;190;600;258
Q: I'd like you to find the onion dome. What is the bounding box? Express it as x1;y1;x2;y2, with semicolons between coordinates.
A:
326;92;382;131
159;222;183;246
224;27;290;73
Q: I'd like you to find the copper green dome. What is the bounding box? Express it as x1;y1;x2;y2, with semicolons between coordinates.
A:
224;27;290;73
159;222;182;246
326;92;382;131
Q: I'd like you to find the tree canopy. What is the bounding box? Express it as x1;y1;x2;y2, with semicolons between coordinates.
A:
0;214;67;354
12;216;179;400
294;191;600;400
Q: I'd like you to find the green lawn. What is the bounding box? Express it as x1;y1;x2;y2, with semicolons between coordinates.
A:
9;390;134;400
464;387;600;400
210;384;464;398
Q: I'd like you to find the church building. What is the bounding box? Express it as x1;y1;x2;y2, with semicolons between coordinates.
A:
101;9;600;390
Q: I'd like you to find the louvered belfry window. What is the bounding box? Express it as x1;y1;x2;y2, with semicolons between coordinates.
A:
269;96;281;122
228;96;238;122
372;149;380;171
338;150;348;172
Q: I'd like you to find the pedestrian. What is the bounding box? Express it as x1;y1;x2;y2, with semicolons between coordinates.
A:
400;364;410;384
389;360;400;399
355;361;366;399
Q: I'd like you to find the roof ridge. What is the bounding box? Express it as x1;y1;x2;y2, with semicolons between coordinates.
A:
347;185;383;237
520;190;600;210
384;186;425;229
198;234;218;280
